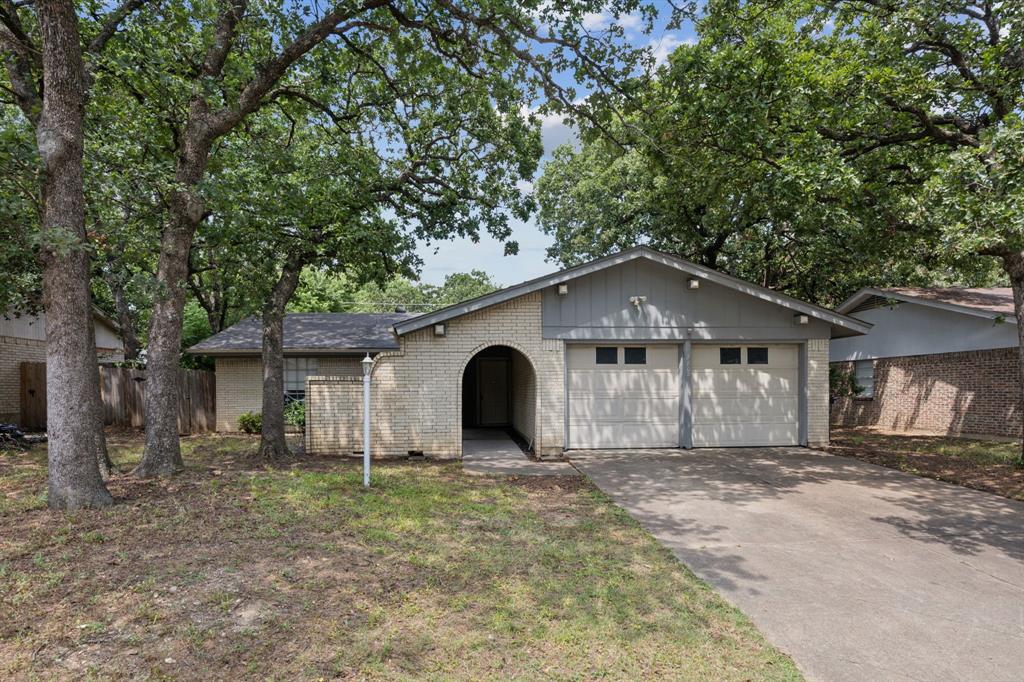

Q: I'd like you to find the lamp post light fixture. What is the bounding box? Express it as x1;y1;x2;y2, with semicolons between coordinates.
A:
361;353;374;488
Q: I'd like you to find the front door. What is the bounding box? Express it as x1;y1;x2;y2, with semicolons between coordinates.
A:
477;357;510;426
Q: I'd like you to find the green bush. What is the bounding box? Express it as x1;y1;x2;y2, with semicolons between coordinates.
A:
829;365;863;399
237;411;262;434
284;400;305;429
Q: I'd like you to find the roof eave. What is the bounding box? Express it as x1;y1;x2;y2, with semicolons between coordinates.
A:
838;287;1014;321
186;346;398;357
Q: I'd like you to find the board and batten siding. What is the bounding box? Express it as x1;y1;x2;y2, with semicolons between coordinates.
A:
542;258;832;341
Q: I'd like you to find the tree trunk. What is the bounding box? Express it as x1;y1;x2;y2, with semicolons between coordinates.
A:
258;256;307;460
1002;252;1024;468
134;127;213;477
102;265;142;361
132;211;195;477
36;0;113;509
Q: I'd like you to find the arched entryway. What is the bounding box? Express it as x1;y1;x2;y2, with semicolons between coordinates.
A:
460;344;537;454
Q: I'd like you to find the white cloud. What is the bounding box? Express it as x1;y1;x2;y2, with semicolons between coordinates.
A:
516;179;535;195
648;34;694;67
536;110;579;155
581;11;644;32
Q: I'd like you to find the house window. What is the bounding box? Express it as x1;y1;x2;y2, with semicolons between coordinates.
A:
285;357;319;401
747;347;768;365
624;347;647;365
855;359;875;398
595;347;618;364
720;347;741;365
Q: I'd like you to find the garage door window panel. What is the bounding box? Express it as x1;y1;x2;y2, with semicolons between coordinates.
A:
720;347;741;364
595;347;618;364
747;347;768;364
624;347;647;365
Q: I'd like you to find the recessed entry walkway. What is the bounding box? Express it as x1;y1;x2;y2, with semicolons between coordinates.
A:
462;429;575;476
570;446;1024;682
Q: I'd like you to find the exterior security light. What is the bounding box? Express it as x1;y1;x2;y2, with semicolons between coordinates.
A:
434;323;446;336
687;278;700;290
794;313;810;325
557;283;569;296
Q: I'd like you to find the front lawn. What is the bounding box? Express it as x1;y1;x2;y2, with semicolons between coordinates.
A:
829;428;1024;501
1;433;799;680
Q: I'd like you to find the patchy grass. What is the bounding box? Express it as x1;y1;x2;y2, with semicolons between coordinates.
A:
0;433;800;680
829;428;1024;501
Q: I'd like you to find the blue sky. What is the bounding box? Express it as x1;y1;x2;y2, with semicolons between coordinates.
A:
415;3;696;286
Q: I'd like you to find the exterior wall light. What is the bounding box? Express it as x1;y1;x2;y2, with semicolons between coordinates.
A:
433;323;446;336
794;313;810;325
687;278;700;290
557;283;569;296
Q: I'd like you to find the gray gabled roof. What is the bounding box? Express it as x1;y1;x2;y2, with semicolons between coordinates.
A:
394;246;871;338
188;312;415;355
838;287;1016;320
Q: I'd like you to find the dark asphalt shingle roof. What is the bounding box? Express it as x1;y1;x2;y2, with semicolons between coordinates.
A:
188;313;418;355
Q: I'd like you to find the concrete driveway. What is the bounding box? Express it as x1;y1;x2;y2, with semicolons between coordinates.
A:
570;447;1024;682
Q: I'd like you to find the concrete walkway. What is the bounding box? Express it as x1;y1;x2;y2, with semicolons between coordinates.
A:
462;429;576;476
570;447;1024;682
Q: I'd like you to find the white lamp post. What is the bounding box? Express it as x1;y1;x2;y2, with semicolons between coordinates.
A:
361;353;374;488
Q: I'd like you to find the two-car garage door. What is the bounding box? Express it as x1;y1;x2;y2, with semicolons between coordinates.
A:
567;343;799;448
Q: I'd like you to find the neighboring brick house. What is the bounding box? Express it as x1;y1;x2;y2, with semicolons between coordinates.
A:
1;309;124;425
830;287;1021;438
190;247;868;457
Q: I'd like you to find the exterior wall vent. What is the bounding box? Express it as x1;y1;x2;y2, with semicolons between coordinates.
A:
850;295;899;315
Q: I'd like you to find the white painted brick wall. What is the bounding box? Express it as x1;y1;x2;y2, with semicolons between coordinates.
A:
216;356;360;432
307;292;564;459
807;338;830;447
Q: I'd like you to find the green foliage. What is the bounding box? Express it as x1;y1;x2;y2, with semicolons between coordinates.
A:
290;269;500;313
540;0;1019;306
283;401;305;430
829;366;862;399
237;412;262;435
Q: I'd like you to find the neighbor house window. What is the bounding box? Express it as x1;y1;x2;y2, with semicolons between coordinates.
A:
285;357;319;401
854;360;875;398
624;347;647;365
595;347;618;364
720;347;741;364
747;347;768;365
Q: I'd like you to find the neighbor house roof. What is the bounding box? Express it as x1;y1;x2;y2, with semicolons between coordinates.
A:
837;287;1015;320
188;312;415;356
393;246;871;338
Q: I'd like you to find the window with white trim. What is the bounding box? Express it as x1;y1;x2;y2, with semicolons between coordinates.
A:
285;357;319;402
854;359;875;398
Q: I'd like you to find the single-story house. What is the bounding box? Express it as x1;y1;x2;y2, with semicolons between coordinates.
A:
1;308;124;425
190;247;869;456
830;287;1020;438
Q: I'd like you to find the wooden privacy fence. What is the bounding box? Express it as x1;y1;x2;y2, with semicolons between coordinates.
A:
19;363;215;434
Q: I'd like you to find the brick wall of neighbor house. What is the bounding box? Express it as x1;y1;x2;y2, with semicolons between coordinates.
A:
307;292;564;459
216;356;360;432
0;336;47;423
807;338;830;448
831;346;1022;438
0;337;123;425
511;350;537;449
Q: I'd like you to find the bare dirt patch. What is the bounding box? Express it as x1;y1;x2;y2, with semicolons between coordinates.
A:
828;428;1024;500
